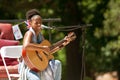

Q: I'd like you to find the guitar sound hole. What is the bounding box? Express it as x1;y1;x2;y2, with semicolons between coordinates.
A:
35;51;43;61
43;51;48;56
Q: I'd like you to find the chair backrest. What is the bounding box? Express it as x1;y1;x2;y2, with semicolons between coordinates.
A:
0;23;14;40
0;23;20;66
0;45;23;58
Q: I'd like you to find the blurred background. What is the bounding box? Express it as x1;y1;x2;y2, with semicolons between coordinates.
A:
0;0;120;80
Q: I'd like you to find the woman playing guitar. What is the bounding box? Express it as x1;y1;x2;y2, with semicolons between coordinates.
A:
18;9;62;80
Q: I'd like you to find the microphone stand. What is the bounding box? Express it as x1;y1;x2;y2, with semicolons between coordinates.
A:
81;26;86;80
53;24;91;80
47;22;52;42
45;24;91;80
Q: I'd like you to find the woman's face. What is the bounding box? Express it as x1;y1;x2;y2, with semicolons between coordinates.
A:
30;15;42;32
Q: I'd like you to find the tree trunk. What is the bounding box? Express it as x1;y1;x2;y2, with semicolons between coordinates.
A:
66;29;83;80
59;0;83;80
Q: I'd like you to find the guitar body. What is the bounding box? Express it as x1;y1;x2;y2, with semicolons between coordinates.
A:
22;40;54;72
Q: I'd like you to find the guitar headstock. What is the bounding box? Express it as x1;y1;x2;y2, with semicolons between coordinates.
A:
64;32;76;42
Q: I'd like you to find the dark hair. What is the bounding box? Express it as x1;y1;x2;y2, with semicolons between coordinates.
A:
26;9;40;20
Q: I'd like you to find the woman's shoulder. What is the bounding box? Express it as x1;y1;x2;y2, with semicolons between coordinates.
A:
24;30;33;37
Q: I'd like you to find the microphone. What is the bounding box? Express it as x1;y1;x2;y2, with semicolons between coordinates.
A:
41;24;53;29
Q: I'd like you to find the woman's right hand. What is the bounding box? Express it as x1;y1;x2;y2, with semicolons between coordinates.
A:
42;46;50;54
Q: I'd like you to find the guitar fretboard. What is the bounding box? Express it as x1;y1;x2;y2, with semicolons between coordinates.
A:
50;39;67;53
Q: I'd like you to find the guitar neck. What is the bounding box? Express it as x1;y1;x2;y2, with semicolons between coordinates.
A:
50;39;66;54
49;32;76;54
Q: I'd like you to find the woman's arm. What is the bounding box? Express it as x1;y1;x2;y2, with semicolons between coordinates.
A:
23;31;50;52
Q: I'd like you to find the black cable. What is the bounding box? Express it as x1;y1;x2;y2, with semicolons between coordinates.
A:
54;27;80;31
52;24;92;31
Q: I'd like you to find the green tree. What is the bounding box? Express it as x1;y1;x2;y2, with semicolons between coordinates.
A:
81;0;120;79
94;0;120;77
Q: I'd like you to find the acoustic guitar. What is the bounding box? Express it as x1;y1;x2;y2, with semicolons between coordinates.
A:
22;32;76;72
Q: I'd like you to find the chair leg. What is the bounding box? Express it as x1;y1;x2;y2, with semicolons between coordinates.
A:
1;56;11;80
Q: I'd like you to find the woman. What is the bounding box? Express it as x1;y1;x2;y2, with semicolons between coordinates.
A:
18;9;61;80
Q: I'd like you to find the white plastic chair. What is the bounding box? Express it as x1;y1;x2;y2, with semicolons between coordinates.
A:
0;45;23;80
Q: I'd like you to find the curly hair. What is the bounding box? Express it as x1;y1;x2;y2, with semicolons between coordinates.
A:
26;9;41;20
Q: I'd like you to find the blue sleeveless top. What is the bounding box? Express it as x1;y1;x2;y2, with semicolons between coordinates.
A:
29;27;43;44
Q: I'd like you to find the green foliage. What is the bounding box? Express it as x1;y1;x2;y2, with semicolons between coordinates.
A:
99;0;120;72
82;0;120;77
